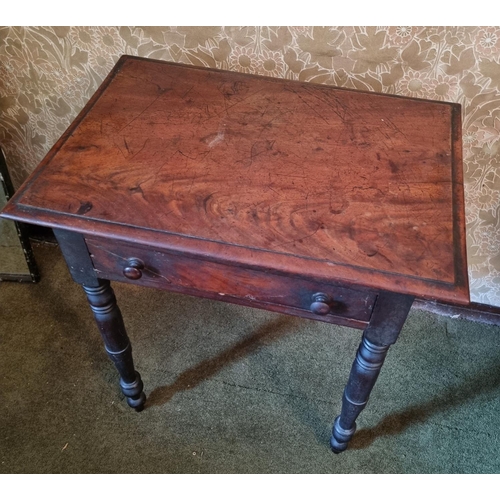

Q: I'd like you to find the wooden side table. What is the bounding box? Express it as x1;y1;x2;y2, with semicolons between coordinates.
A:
1;56;469;453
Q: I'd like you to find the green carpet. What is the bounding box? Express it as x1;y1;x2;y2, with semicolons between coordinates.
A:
1;243;499;473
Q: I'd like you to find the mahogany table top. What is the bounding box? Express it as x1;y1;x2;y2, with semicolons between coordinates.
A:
2;55;469;304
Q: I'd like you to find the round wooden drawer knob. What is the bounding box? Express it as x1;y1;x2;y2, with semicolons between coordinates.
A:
123;258;145;280
310;293;332;315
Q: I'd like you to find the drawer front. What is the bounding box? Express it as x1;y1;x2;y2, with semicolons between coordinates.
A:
86;238;376;328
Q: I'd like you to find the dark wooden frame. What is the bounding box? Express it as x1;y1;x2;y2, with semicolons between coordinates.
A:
0;148;39;283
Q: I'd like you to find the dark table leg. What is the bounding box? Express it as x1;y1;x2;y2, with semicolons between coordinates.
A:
83;279;146;410
54;228;146;411
330;291;414;453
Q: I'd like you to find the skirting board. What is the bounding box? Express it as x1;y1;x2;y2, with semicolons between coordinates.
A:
413;299;500;327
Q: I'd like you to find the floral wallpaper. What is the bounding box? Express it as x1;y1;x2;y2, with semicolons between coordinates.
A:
0;26;499;306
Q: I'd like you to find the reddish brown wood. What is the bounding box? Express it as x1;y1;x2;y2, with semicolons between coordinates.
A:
0;55;471;453
86;237;376;329
2;55;469;304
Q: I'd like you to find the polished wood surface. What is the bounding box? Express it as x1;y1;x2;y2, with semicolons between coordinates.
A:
3;55;469;304
86;236;376;329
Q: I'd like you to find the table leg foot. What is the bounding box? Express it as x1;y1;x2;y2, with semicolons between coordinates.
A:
330;416;356;454
120;372;146;411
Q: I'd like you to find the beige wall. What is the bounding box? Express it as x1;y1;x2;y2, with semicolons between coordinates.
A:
1;26;499;306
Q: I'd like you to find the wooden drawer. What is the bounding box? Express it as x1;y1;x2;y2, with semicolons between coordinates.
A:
86;237;376;329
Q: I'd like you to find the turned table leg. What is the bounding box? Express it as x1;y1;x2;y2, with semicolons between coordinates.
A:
83;280;146;410
53;228;146;411
330;292;414;453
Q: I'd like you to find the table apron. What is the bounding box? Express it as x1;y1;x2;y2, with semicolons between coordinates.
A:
86;237;377;330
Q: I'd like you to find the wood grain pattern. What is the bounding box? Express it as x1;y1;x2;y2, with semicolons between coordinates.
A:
86;237;376;329
1;55;469;304
0;56;472;452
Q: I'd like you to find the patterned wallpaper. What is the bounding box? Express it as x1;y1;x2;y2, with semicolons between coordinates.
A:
0;26;499;306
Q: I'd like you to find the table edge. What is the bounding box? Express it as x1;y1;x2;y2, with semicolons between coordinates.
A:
1;202;470;305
